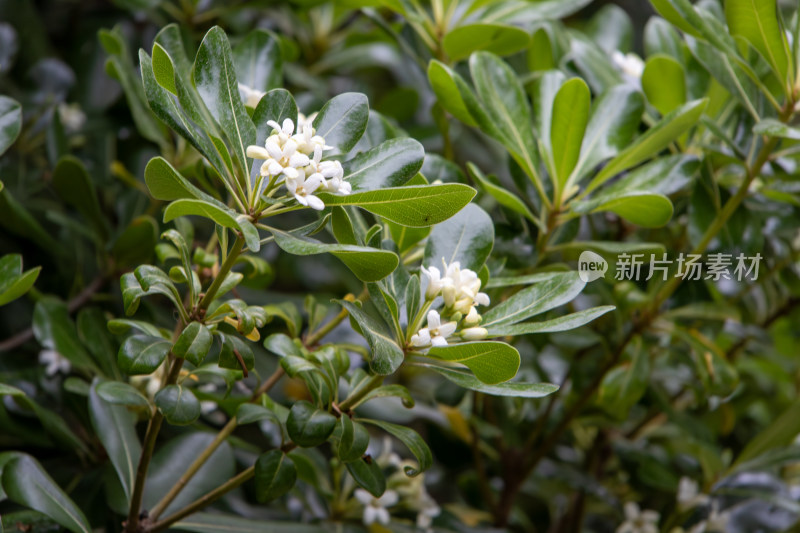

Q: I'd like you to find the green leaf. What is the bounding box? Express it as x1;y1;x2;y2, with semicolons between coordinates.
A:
427;60;477;126
155;384;201;425
312;92;369;155
236;403;280;425
346;457;385;498
118;334;171;375
427;341;520;385
725;0;791;84
571;85;643;187
251;89;298;143
95;381;150;408
173;322;213;367
423;203;493;272
550;78;591;190
467;52;540;184
89;380;141;503
264;333;302;358
642;55;686;116
336;299;404;375
359;420;430;478
734;398;800;466
164;199;260;252
144;157;212;202
331;207;358;245
427;365;559;398
233;29;282;95
269;227;398;282
584;98;707;194
319;184;475;228
574;191;674;228
1;454;91;533
52;156;107;239
194;26;256;181
218;333;255;372
443;23;530;61
357;384;415;409
482;272;585;328
0;96;22;156
333;416;370;463
0;257;40;307
171;513;327;533
32;297;97;371
597;341;650;418
286;401;337;447
487;306;615;336
254;450;297;502
466;163;534;221
343;138;425;192
753;119;800;140
111;216;159;267
479;0;592;23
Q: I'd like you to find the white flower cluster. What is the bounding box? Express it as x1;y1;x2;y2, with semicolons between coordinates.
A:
246;117;350;211
616;502;659;533
612;51;644;79
410;259;490;348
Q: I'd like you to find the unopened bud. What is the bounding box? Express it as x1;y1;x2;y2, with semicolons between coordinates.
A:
442;285;456;307
461;327;488;341
463;307;481;327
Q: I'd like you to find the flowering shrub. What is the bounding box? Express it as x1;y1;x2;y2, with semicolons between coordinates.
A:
1;0;800;532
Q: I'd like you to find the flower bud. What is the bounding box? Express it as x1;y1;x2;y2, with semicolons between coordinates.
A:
463;307;481;327
442;285;456;307
461;327;488;341
454;297;473;315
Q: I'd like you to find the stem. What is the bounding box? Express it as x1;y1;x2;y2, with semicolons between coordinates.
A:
197;235;244;311
126;357;184;532
148;466;255;533
148;366;286;520
339;373;384;412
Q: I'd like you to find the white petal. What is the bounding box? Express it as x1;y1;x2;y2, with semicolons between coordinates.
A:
410;329;431;347
283;167;299;180
306;195;325;211
438;321;457;337
288;153;309;168
304;173;324;192
266;120;281;132
475;292;490;306
363;506;378;525
431;335;448;347
377;490;398;507
265;139;283;159
354;489;373;505
282;118;295;135
375;507;390;525
295;194;309;206
337;181;351;195
426;310;442;329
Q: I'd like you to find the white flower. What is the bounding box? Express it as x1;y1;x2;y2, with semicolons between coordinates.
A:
463;306;482;327
410;310;457;347
415;490;441;531
285;168;325;210
421;265;445;300
617;502;659;533
237;83;265;108
677;477;709;511
689;503;730;533
57;103;85;132
376;436;403;468
441;260;490;312
292;121;332;156
297;111;317;130
355;488;398;526
612;51;644;79
39;350;71;376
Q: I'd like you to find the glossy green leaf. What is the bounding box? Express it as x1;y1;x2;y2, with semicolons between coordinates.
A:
482;272;585;328
218;333;255;373
194;26;256;179
570;85;644;183
118;334;171;375
642;55;686;116
319;184;475;228
286;401;337;447
597;341;650;418
753;119;800;140
343;138;424;192
111;216;159;267
585;98;707;194
427;365;559;398
95;381;150;408
427;60;477;126
0;255;40;307
1;454;91;533
361;419;431;476
576;191;674;228
467;52;540;183
312;92;369;155
144;157;211;202
0;96;22;156
155;384;200;425
725;0;791;84
427;341;520;385
233;29;282;95
467;163;534;221
550;77;591;190
171;513;326;533
424;203;494;272
269;227;398;282
254;450;296;502
735;398;800;466
487;305;615;336
33;298;97;371
443;23;530;61
173;322;212;366
89;380;141;502
331;207;357;245
337;299;404;375
164;199;260;252
333;416;370;463
346;457;385;497
252;89;298;144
